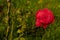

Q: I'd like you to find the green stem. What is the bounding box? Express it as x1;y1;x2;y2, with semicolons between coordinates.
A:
5;0;11;40
10;18;14;40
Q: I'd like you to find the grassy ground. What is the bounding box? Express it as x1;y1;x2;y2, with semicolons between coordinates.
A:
0;0;60;40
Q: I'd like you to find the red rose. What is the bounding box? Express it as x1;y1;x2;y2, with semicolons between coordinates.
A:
36;8;54;29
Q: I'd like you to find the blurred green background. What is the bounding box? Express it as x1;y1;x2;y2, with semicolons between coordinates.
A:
0;0;60;40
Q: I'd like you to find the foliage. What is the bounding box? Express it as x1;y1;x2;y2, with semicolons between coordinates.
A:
0;0;60;40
